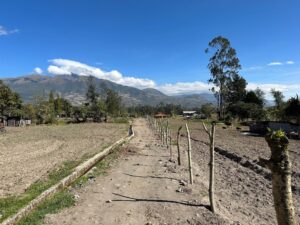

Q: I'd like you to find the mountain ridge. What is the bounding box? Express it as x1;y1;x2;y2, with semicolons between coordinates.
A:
3;74;215;108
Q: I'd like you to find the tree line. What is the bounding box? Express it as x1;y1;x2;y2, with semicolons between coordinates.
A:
0;76;124;124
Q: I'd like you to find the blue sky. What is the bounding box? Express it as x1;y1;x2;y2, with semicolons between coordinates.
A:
0;0;299;98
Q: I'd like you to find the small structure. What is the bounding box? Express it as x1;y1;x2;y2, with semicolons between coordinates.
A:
154;112;168;118
1;116;31;127
183;111;197;119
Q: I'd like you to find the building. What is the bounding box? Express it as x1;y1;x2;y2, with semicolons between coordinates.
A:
182;111;197;118
1;116;31;127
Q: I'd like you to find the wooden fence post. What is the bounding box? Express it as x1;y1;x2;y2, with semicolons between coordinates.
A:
203;122;216;213
185;123;193;184
177;125;182;166
169;128;172;158
260;130;296;225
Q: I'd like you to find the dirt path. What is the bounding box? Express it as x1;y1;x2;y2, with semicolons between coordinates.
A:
45;118;299;225
45;118;227;225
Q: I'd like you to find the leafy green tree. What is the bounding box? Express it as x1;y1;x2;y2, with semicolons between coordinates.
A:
86;76;103;122
200;103;216;119
73;105;88;123
54;94;63;116
105;89;121;117
22;103;36;121
228;102;265;121
285;95;300;124
35;97;56;124
0;80;22;117
61;98;73;117
227;74;247;104
86;76;98;106
270;89;285;120
271;89;284;109
244;89;264;107
205;36;241;120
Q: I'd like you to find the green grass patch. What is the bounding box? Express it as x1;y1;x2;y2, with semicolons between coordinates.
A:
112;117;129;124
15;190;75;225
0;145;123;225
0;160;81;222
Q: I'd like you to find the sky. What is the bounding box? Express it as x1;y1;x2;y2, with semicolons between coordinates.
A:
0;0;299;99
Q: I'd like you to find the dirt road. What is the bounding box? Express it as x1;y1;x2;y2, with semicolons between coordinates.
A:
45;118;299;225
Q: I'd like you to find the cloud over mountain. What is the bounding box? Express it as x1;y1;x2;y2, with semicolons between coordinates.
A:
47;59;156;89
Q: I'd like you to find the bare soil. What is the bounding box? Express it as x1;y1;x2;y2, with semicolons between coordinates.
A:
45;118;299;225
0;123;127;197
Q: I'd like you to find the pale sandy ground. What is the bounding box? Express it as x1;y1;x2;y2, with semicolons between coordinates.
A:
0;123;127;197
45;118;299;225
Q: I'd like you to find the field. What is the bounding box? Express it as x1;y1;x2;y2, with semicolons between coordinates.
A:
0;123;127;197
169;118;300;223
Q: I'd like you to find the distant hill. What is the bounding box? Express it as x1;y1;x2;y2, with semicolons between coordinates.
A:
3;74;215;108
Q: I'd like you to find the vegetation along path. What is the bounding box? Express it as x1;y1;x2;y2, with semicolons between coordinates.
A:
44;118;299;225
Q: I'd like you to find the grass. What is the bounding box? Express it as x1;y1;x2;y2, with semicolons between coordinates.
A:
0;160;81;222
0;144;123;225
15;191;75;225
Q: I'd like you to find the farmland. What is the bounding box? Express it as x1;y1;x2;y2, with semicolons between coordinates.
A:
0;123;127;197
40;118;300;225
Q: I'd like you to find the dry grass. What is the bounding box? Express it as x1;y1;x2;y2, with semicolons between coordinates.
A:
0;122;127;197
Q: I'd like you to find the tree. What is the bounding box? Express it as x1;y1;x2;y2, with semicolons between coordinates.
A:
205;36;241;120
86;76;103;122
228;102;265;121
260;130;296;225
227;74;247;104
22;103;36;121
244;89;264;107
0;80;22;117
285;95;300;124
270;89;285;120
200;103;216;119
35;97;56;124
105;89;121;117
271;89;284;109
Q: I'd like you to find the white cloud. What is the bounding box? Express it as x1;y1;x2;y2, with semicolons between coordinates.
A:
267;62;283;66
286;61;295;65
46;58;299;98
0;25;19;36
157;82;212;95
247;82;300;99
47;59;156;89
34;67;43;74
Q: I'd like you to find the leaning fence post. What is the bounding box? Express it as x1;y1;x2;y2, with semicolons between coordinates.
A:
185;123;193;184
203;122;216;213
260;129;296;225
169;128;172;158
177;125;182;166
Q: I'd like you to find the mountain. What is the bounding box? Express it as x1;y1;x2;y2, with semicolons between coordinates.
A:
3;74;215;108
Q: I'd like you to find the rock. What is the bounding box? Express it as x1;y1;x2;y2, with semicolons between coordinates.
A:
168;158;176;163
106;199;112;203
179;180;187;186
176;187;183;193
74;194;80;200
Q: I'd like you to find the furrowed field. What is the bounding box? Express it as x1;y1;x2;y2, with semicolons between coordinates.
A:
0;123;127;197
168;118;300;223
